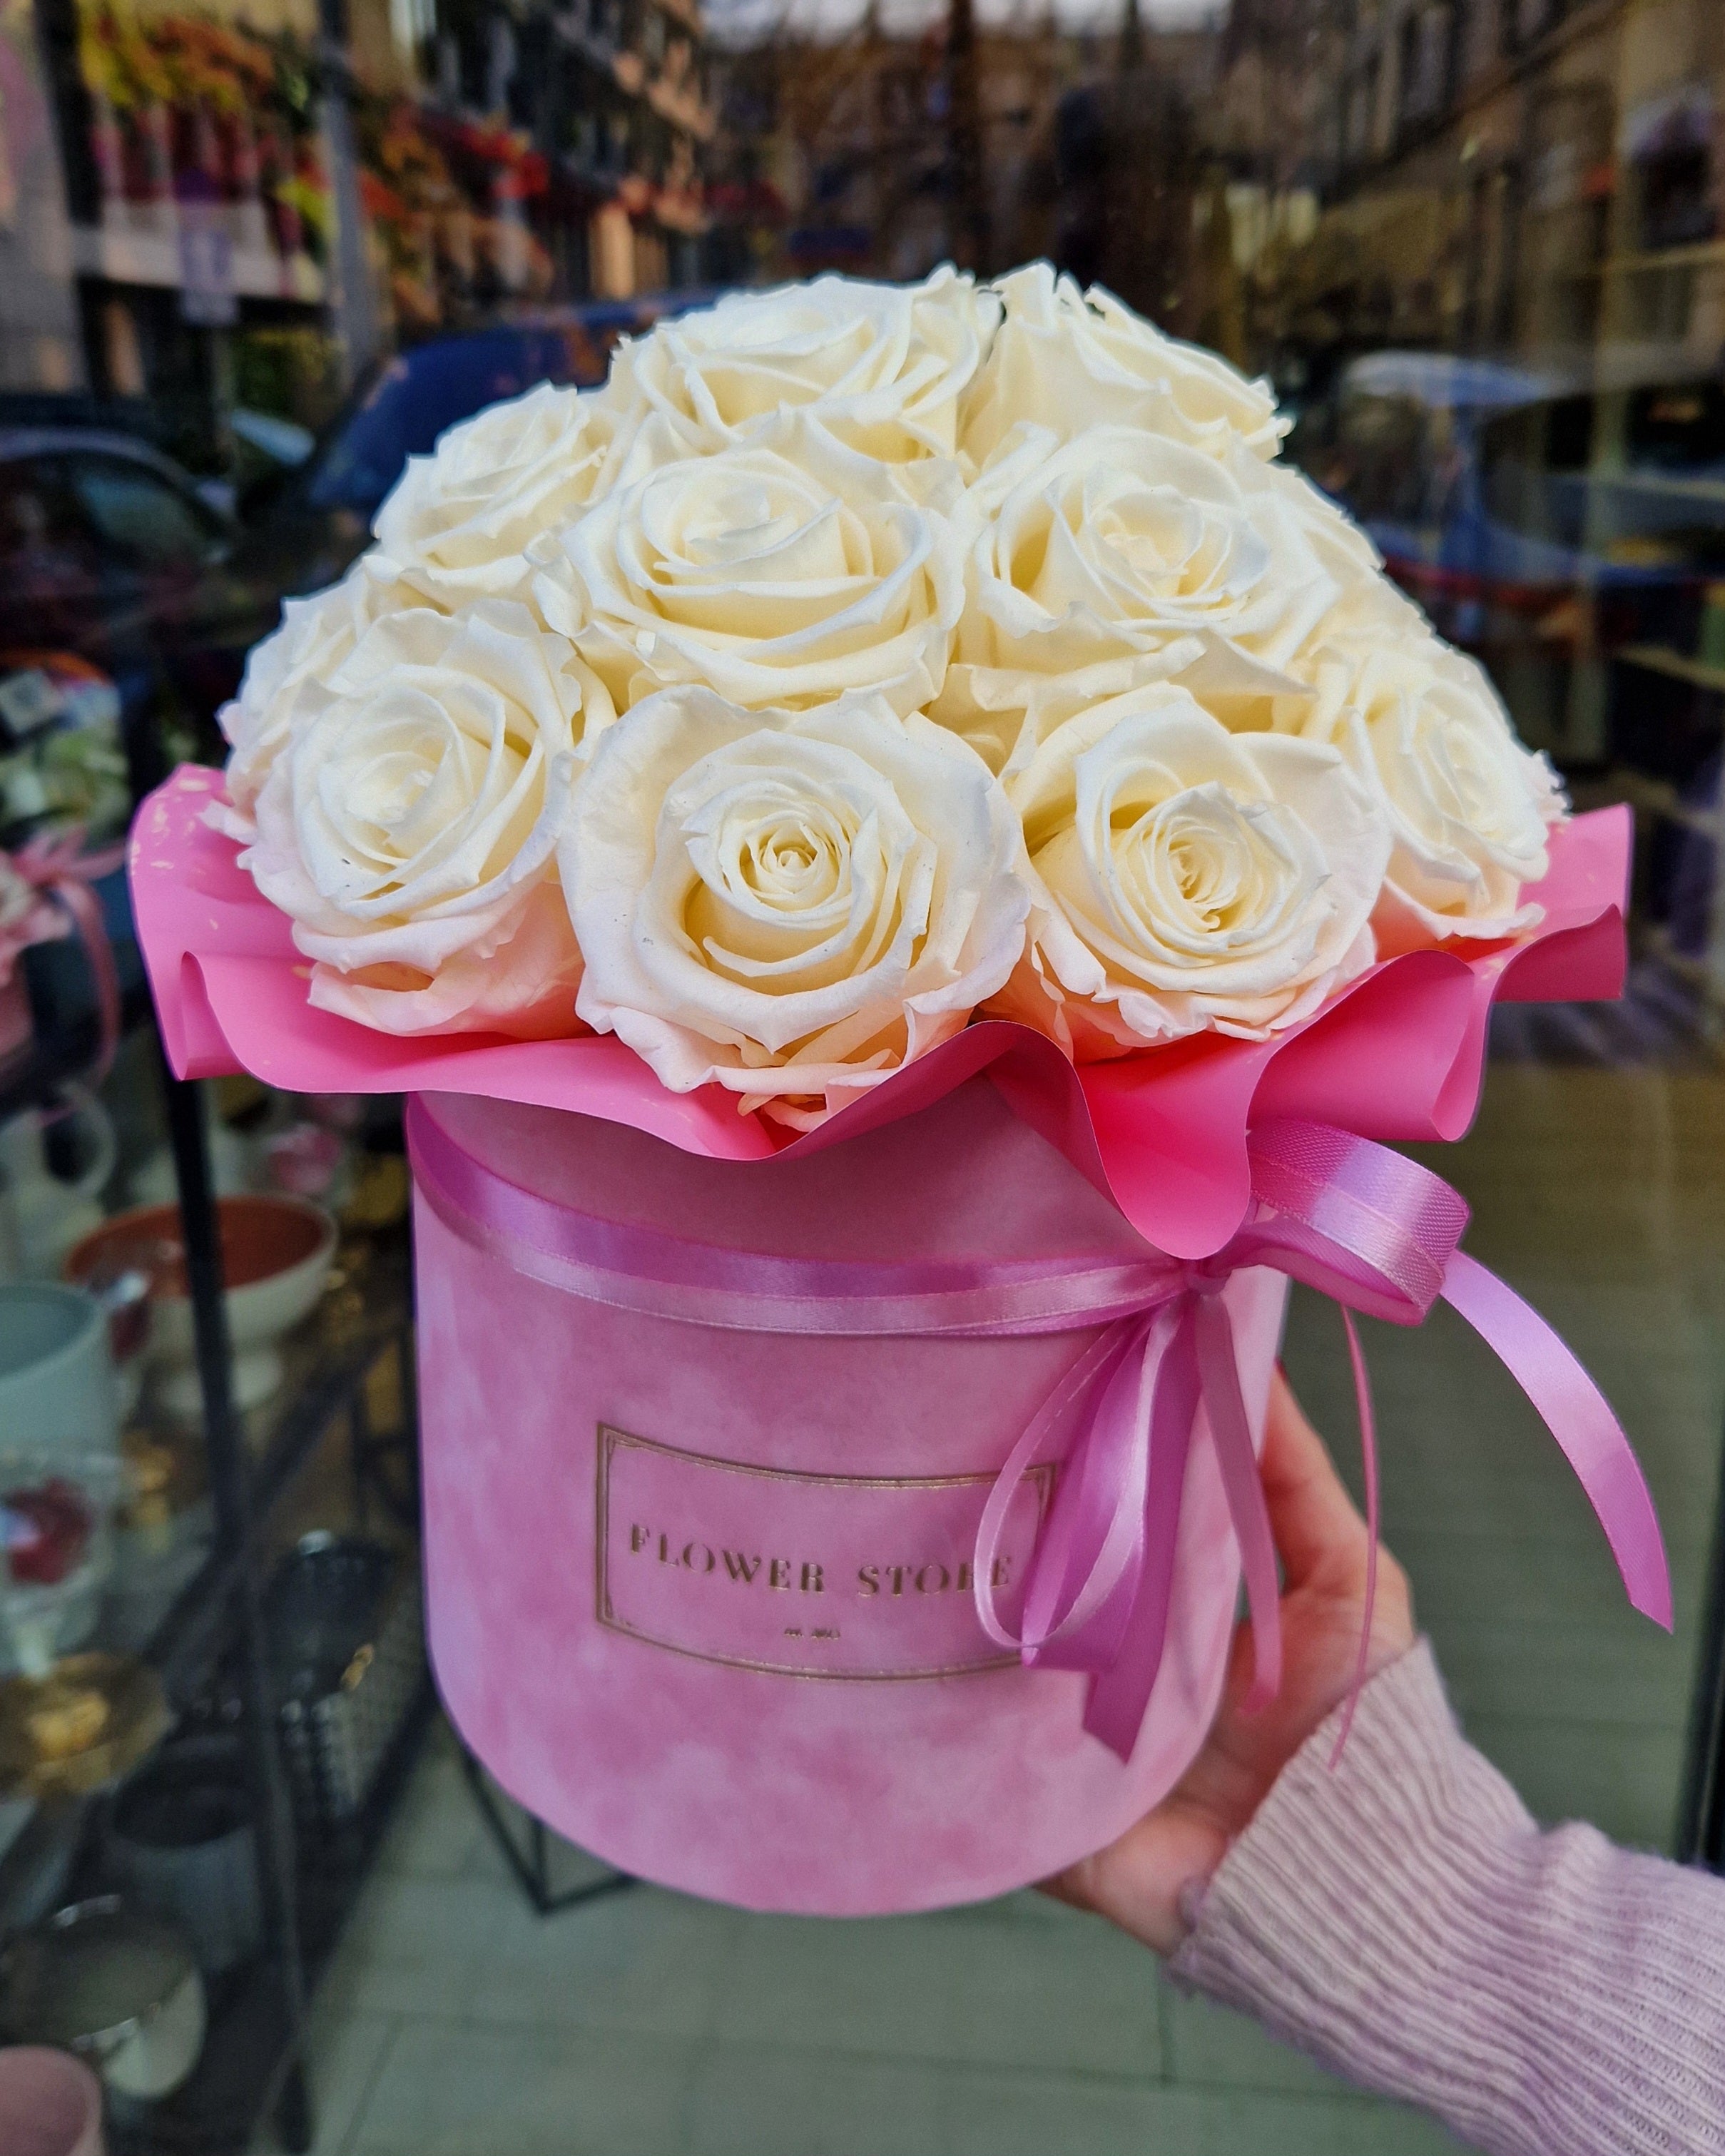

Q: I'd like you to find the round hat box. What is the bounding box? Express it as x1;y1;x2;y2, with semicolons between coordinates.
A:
412;1076;1283;1915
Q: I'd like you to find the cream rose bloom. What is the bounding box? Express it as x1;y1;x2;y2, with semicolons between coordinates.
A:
561;686;1030;1125
990;681;1390;1054
961;264;1284;471
373;382;636;610
533;416;965;718
935;424;1338;776
211;551;424;842
600;268;998;478
1286;631;1564;949
242;601;613;1038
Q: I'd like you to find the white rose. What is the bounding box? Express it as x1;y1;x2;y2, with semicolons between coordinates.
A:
533;416;965;718
372;382;636;610
1288;633;1564;949
934;424;1338;776
1259;456;1395;595
960;264;1285;471
600;268;999;478
989;680;1390;1054
212;551;423;842
242;601;614;1037
561;686;1031;1126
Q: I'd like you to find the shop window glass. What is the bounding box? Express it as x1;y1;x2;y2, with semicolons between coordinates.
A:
0;459;101;607
4;0;1724;2132
1334;392;1438;522
63;454;227;571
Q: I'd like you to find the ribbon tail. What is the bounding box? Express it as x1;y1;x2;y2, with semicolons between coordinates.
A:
1082;1310;1201;1760
1442;1250;1673;1631
1194;1292;1283;1713
973;1318;1149;1656
1328;1305;1380;1765
1025;1316;1167;1670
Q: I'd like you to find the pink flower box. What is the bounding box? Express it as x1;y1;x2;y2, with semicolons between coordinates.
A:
412;1081;1287;1912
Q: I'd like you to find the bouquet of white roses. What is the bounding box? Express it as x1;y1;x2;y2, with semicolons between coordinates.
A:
213;264;1563;1126
135;268;1661;1916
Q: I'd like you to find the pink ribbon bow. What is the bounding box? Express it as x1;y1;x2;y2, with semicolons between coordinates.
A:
2;830;126;1080
973;1118;1674;1762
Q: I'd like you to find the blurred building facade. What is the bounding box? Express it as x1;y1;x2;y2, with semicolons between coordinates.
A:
705;6;1216;327
1206;0;1725;383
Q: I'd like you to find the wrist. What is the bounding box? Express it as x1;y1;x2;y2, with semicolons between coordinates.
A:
1047;1796;1229;1956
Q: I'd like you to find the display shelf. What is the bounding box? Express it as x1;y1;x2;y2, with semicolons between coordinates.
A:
78;1072;421;2155
149;1288;414;1703
1616;644;1725;695
0;983;164;1929
102;1676;437;2156
0;1258;414;1925
0;1029;420;2156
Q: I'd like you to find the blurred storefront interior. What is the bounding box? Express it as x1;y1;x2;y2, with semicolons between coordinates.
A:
0;0;721;463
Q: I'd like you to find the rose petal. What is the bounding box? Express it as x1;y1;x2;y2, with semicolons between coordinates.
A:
535;415;966;718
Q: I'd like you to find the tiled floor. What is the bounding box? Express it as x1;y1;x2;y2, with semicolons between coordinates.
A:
261;1049;1725;2156
261;1721;1463;2156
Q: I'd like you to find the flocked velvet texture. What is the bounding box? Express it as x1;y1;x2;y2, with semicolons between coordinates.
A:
414;1077;1286;1914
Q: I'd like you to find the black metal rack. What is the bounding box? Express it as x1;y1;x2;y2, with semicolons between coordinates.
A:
0;955;427;2153
1678;1455;1725;1869
457;1748;636;1918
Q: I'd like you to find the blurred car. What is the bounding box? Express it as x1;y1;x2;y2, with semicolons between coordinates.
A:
0;427;235;656
1288;349;1725;657
0;427;239;785
213;293;723;652
1289;348;1725;959
11;293;724;781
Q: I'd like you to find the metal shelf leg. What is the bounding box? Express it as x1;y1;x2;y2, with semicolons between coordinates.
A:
164;1063;317;2139
277;2058;314;2155
458;1744;637;1916
1679;1434;1725;1866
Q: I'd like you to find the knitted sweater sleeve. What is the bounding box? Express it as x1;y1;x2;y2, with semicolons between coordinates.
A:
1168;1639;1725;2156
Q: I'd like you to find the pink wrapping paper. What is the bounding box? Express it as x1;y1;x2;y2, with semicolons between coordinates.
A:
130;770;1629;1259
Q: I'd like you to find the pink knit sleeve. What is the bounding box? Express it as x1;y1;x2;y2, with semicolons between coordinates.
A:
1169;1639;1725;2156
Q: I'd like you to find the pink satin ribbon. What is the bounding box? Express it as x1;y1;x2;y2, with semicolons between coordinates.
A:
6;830;126;1081
406;1097;1673;1762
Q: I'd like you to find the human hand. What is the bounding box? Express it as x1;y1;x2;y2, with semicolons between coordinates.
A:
1044;1367;1415;1953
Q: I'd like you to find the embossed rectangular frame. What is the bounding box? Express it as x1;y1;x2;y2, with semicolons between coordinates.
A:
594;1423;1057;1682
